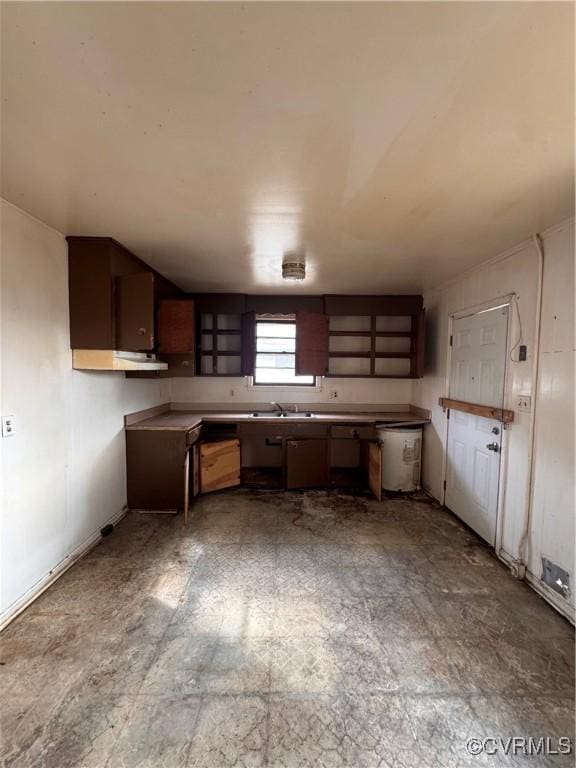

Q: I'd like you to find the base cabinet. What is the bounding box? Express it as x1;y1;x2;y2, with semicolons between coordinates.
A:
286;438;329;489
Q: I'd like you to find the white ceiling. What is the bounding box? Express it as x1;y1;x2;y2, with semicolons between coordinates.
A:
1;2;574;294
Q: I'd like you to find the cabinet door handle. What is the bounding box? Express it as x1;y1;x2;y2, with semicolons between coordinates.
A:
138;327;147;335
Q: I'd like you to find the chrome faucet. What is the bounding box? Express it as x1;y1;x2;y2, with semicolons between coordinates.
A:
270;401;287;416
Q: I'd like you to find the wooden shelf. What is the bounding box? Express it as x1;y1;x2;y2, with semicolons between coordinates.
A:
439;397;514;424
325;374;418;379
329;331;411;338
329;352;411;359
200;329;241;335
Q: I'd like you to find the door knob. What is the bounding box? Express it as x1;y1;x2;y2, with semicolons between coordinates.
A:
491;427;500;435
486;442;499;453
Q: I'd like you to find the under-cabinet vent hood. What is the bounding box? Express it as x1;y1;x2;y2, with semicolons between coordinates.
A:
72;350;168;371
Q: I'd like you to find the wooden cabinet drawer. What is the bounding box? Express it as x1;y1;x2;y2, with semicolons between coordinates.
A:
238;422;329;438
331;424;377;440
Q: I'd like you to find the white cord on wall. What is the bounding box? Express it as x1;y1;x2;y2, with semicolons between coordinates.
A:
516;233;544;575
508;294;524;362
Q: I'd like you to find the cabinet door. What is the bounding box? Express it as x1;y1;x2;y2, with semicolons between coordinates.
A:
368;441;382;501
241;311;256;375
286;438;329;489
200;439;241;493
295;311;329;375
126;430;187;510
410;309;426;378
158;299;195;354
115;272;155;351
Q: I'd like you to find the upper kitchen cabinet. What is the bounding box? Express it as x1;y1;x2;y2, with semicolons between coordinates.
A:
67;236;183;371
324;295;425;379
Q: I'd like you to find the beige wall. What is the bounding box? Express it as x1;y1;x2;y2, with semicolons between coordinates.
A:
170;376;414;408
413;218;575;619
0;201;169;625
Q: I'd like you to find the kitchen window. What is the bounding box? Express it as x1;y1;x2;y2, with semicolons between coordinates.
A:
253;319;315;386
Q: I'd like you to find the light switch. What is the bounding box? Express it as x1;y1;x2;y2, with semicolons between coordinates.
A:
517;395;531;413
2;415;15;437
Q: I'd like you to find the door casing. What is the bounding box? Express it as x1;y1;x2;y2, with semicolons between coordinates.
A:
441;295;515;555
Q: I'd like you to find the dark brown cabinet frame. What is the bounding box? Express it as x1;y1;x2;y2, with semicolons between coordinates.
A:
67;237;425;379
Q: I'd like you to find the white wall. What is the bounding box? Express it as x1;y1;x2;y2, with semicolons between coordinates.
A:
170;376;414;408
0;201;169;625
529;222;575;605
413;219;575;618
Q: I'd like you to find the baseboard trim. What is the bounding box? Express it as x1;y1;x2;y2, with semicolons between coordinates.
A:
0;506;128;632
525;570;575;625
497;548;574;625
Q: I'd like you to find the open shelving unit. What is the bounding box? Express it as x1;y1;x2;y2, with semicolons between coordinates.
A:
199;313;243;375
327;313;422;378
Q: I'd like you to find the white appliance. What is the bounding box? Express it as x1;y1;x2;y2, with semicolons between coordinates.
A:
377;426;422;492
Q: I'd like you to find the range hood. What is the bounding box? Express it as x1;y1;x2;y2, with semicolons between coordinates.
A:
72;350;168;371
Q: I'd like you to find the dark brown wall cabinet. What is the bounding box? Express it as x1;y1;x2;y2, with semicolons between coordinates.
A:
192;292;426;379
67;236;182;352
68;236;425;379
116;272;155;351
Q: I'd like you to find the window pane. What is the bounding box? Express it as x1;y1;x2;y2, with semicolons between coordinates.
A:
257;336;296;353
256;322;295;339
254;369;314;385
256;353;295;369
253;319;314;386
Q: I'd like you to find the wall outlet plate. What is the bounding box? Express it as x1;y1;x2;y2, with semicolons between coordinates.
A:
517;395;531;412
2;415;15;437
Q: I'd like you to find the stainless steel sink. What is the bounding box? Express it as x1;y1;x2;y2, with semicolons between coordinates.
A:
250;411;314;418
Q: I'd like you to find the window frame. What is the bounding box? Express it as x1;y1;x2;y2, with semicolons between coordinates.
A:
251;317;318;388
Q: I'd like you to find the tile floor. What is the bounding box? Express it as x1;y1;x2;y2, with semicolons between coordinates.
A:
1;488;574;768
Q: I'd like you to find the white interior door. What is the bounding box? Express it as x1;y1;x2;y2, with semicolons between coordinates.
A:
445;305;509;545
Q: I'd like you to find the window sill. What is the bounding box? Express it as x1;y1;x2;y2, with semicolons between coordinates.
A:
245;376;323;393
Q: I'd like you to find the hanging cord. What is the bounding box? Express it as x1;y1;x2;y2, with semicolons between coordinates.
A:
508;294;524;362
517;233;544;573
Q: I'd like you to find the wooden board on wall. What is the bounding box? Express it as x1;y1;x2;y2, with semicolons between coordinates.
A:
200;439;241;493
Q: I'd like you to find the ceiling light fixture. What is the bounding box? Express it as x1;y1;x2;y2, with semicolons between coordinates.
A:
282;252;306;280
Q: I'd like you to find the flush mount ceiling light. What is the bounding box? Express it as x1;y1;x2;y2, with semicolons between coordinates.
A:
282;252;306;280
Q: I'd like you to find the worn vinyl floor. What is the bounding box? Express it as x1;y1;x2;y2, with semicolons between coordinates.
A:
1;488;574;768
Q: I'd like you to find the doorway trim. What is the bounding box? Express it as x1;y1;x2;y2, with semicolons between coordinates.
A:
442;294;515;553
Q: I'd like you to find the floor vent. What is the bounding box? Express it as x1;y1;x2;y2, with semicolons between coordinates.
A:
541;558;570;599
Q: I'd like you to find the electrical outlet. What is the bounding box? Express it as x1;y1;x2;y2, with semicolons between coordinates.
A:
517;395;531;413
330;389;339;400
2;415;15;437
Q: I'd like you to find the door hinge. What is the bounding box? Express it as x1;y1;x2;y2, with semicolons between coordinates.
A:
443;479;447;491
449;335;453;346
446;409;450;420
